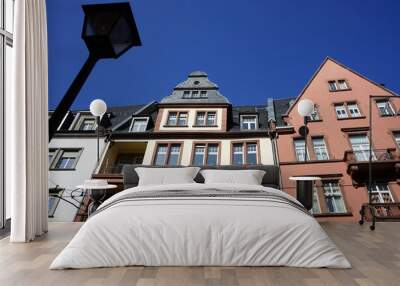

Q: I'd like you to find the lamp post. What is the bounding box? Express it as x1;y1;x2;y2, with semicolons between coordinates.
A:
90;99;107;164
294;99;316;210
48;2;141;141
297;99;315;162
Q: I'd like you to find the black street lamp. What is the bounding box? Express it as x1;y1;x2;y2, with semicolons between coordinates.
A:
49;2;142;141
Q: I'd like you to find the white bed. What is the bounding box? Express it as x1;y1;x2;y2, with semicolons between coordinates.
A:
50;183;351;269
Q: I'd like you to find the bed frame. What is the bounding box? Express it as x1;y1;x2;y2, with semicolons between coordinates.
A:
122;165;281;190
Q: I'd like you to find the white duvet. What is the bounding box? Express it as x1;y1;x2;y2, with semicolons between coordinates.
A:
50;183;351;269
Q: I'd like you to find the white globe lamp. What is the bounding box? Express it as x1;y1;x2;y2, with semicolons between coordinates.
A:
90;99;107;117
297;99;314;117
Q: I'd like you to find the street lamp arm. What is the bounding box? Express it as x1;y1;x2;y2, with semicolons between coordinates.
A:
48;55;98;141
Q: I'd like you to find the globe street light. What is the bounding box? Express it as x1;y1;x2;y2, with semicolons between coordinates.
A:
297;99;314;162
48;2;142;141
90;99;107;164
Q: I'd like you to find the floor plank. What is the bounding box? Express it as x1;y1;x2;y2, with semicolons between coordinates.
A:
0;222;399;286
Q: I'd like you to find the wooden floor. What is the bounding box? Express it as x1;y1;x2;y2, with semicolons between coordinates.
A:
0;222;399;286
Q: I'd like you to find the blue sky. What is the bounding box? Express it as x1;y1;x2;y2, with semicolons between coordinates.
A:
47;0;400;110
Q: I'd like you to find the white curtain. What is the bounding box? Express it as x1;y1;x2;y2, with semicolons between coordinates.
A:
8;0;48;242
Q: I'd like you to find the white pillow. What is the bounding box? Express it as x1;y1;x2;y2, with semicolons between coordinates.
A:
135;167;200;186
200;169;266;185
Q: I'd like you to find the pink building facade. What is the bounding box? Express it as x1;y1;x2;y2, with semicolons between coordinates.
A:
275;58;400;221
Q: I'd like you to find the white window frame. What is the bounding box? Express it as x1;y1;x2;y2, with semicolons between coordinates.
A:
79;118;96;131
294;139;309;161
337;80;348;90
129;117;149;132
376;100;395;116
195;111;217;126
153;143;182;166
349;134;376;162
335;104;348;119
240;115;258;130
312;137;330;160
323;182;347;213
347;103;362;118
311;187;321;214
48;187;64;218
232;143;244;165
49;149;83;170
328;81;338;91
370;183;394;203
182;90;208;99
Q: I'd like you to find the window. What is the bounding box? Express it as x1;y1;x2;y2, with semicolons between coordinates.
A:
48;187;64;218
347;103;362;118
192;143;219;166
335;104;348;119
293;139;309;161
376;100;395;116
328;80;349;91
195;111;217;126
337;80;348;90
154;145;168;165
323;182;346;213
328;81;338;91
207;112;216;126
311;187;321;214
181;90;208;99
153;143;182;166
370;183;394;203
192;90;199;98
79;118;96;131
335;102;363;119
193;145;205;165
312;137;329;160
200;91;208;98
394;132;400;148
130;118;148;132
232;144;244;165
168;144;181;165
349;134;375;161
307;106;320;121
167;112;177;125
195;112;205;126
50;149;82;170
166;112;188;126
240;115;258;130
49;149;56;165
1;0;15;229
246;143;257;165
232;142;258;165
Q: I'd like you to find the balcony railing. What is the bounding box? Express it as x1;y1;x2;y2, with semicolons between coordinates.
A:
344;148;399;162
100;164;127;174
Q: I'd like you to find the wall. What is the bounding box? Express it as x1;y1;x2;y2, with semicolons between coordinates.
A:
48;137;107;221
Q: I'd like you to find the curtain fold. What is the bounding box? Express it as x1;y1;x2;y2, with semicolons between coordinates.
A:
9;0;48;242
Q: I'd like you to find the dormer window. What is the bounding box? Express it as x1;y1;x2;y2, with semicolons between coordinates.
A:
181;90;208;99
328;79;350;91
129;117;149;132
79;118;96;131
240;115;258;130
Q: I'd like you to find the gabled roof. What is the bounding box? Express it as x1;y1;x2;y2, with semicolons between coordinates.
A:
284;57;399;117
